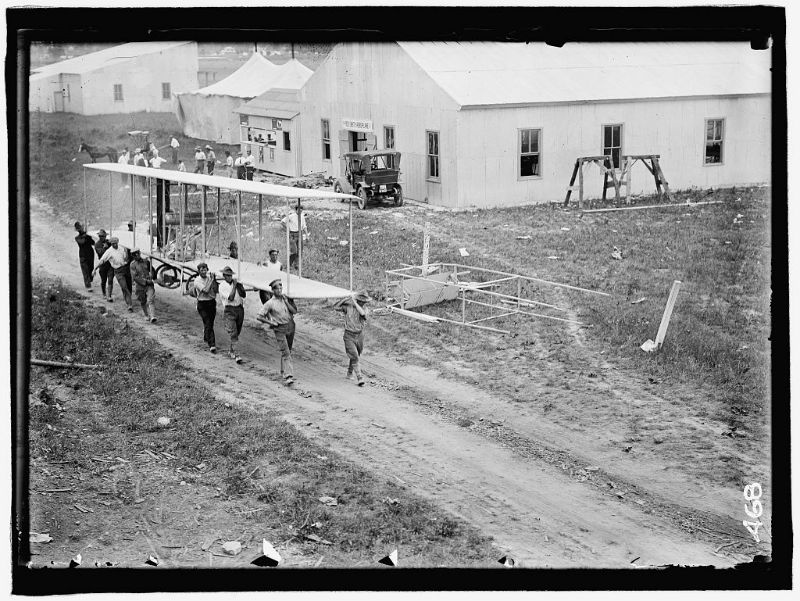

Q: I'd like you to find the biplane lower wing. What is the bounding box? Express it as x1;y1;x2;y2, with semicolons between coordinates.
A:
109;228;352;300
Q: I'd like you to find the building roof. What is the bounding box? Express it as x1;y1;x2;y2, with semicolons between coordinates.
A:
235;88;301;118
30;42;193;79
187;55;312;99
397;41;772;108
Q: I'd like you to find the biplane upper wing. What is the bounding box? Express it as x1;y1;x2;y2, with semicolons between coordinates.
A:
82;162;359;201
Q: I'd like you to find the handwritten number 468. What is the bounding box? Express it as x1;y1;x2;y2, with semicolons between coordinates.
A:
742;483;763;543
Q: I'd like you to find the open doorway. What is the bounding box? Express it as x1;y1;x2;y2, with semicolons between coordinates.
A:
349;131;368;152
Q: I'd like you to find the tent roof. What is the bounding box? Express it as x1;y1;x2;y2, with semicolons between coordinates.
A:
30;42;193;79
235;87;301;118
185;55;312;99
396;41;772;108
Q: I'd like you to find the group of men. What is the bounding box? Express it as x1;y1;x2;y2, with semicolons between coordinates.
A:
76;222;370;386
74;221;157;323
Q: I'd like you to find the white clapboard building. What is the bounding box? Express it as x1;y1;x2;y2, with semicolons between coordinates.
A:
293;41;771;208
29;41;199;115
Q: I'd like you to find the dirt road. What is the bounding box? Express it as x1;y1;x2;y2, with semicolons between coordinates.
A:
29;198;756;568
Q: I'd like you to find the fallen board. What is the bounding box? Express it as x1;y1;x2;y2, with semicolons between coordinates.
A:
109;227;352;299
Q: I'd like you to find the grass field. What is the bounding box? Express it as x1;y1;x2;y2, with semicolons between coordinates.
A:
29;110;772;490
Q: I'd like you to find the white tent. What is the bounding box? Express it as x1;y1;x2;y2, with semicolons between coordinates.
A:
175;53;312;144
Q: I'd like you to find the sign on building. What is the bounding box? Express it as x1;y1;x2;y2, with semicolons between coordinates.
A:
342;118;373;133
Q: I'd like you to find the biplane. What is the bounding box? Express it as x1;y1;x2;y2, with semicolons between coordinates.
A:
81;162;360;300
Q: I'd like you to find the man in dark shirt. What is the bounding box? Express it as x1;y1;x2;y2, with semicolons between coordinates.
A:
129;248;157;323
93;229;114;301
74;221;95;291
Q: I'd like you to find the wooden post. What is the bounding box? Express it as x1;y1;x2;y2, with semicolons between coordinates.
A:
130;173;136;248
625;156;632;205
217;188;221;257
655;280;682;349
422;222;430;275
296;199;303;278
578;160;584;209
236;190;242;279
108;173;112;234
564;159;579;206
258;194;263;262
83;169;87;232
285;197;291;296
179;184;186;261
147;178;153;258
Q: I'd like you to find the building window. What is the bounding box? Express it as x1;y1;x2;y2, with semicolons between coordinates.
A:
113;84;123;102
283;131;291;151
519;128;541;178
602;124;622;168
705;118;724;164
426;130;439;180
321;119;331;160
162;82;171;100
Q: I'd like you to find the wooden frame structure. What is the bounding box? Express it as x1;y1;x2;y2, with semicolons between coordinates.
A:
82;162;359;299
564;154;672;208
385;263;610;334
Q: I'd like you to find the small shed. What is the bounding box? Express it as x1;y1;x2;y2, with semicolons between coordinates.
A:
29;41;198;115
235;88;303;177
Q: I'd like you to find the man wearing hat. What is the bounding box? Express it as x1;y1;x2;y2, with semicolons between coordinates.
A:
218;266;246;362
129;248;157;323
194;146;206;174
234;151;246;179
256;278;298;385
188;262;219;353
224;150;234;178
333;291;370;386
94;229;114;301
74;221;95;291
93;236;133;311
205;145;216;176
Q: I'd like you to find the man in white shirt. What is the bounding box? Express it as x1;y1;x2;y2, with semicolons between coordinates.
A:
170;135;180;164
117;148;130;189
256;278;298;385
245;151;255;180
150;154;167;169
92;237;133;311
224;150;234;177
281;209;309;271
194;146;206;174
234;152;246;179
205;145;216;175
258;249;283;304
188;262;219;353
217;265;246;363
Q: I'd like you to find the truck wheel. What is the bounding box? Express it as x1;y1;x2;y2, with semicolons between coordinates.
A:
357;188;368;210
394;187;404;207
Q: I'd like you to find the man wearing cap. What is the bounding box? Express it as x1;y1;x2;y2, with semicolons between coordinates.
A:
93;237;133;311
74;222;95;291
218;266;246;363
194;146;206;174
256;278;297;385
205;145;216;175
129;248;157;323
170;135;180;164
234;151;246;179
94;229;114;301
258;249;283;304
188;262;219;353
245;150;256;180
333;291;370;386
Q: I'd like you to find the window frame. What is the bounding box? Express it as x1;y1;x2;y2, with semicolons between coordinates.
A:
113;84;123;102
601;123;623;169
426;130;440;182
161;82;171;100
518;127;543;180
704;118;725;166
321;118;331;161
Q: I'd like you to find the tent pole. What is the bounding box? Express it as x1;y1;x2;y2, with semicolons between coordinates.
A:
297;199;302;278
258;194;263;262
201;186;207;256
349;197;353;292
131;172;136;249
108;173;112;235
237;190;242;279
181;184;186;262
161;179;167;253
217;188;221;257
83;169;87;232
285;197;291;296
148;178;153;258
